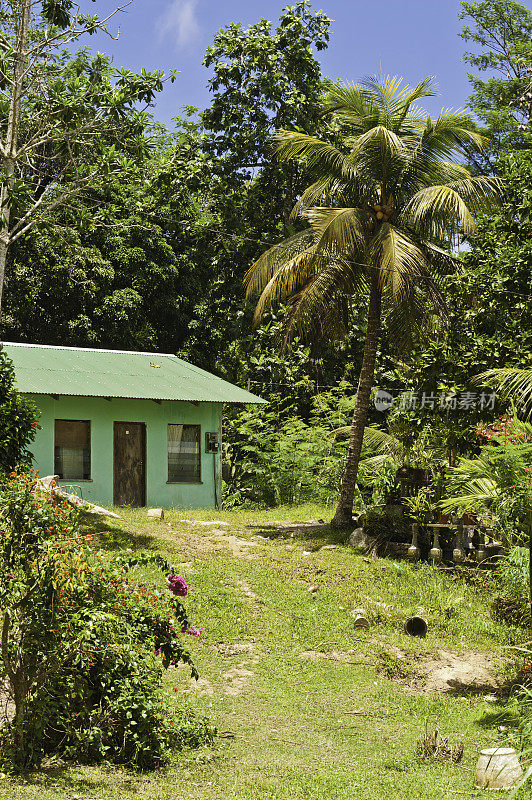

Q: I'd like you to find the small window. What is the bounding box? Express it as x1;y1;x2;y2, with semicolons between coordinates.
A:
168;424;201;483
54;420;91;480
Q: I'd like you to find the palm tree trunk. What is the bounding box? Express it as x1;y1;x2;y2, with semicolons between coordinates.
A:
331;270;382;528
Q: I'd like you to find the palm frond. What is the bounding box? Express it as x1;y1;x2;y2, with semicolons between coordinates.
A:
370;223;427;298
401;158;471;194
475;368;532;420
359;453;392;471
331;424;400;452
290;175;344;219
362;425;402;455
401;184;477;237
244;229;314;299
281;257;366;342
273;130;355;179
349;124;406;160
392;76;437;129
363;74;437;103
321;80;380;130
250;249;319;327
419;110;487;159
304;207;366;257
445;175;503;213
384;286;443;353
440;426;532;515
439;479;499;515
440;454;503;514
418;240;462;276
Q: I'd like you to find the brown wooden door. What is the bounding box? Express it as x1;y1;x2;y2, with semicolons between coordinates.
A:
113;422;146;506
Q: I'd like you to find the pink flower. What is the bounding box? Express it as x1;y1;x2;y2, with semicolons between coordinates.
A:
182;626;203;637
167;574;188;597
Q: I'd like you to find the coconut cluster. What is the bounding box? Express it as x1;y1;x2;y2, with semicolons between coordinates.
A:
366;196;394;230
372;201;393;221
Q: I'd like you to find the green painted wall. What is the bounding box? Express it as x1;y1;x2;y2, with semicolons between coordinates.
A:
25;394;222;509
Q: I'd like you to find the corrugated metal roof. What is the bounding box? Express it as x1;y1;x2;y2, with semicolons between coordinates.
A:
3;342;266;404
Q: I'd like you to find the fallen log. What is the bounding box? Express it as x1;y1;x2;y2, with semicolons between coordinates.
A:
37;475;121;519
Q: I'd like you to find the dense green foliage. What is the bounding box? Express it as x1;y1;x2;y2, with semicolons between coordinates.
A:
494;546;531;624
459;0;532;167
0;1;529;532
3;174;205;351
0;1;173;310
0;472;214;770
224;387;355;507
441;417;532;542
180;1;332;371
0;350;37;472
0;3;339;374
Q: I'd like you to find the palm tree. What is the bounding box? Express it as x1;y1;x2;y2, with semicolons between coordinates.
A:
244;76;501;528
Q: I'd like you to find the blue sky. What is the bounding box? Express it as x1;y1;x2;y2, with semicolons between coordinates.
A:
83;0;494;126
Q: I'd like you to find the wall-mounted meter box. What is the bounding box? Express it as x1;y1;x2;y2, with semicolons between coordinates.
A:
205;432;220;453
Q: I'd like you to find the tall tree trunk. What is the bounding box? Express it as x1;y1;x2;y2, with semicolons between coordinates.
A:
330;270;382;528
0;0;31;312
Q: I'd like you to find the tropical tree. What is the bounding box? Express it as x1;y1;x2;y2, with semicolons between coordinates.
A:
0;0;171;315
177;1;331;372
244;76;501;527
459;0;532;169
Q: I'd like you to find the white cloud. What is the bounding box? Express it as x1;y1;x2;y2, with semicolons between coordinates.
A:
157;0;201;49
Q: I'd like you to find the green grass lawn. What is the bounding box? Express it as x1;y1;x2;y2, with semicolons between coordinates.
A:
0;504;529;799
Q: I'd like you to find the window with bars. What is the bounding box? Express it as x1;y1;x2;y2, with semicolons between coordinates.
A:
168;424;201;483
54;420;91;480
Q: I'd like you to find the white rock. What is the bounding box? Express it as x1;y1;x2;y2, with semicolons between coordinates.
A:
147;508;164;520
348;527;374;550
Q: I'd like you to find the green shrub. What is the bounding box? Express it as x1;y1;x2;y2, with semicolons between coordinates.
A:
0;472;214;770
0;349;38;472
223;386;357;507
493;546;531;626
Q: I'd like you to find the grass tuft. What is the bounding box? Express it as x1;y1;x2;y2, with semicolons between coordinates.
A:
416;725;465;763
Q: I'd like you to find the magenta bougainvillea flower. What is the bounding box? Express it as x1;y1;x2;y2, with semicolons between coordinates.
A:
166;574;188;597
182;626;203;637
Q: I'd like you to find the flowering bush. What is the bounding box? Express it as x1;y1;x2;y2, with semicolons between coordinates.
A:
0;472;214;770
476;415;530;446
441;417;532;544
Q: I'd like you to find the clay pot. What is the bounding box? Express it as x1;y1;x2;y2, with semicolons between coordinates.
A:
351;608;370;630
474;747;522;789
407;523;420;561
429;529;442;562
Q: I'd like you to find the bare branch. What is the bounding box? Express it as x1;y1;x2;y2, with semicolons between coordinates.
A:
26;1;133;55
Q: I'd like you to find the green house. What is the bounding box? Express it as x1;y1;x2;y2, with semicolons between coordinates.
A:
4;342;264;509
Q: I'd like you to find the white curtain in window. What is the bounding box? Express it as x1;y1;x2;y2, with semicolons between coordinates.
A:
168;424;200;482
